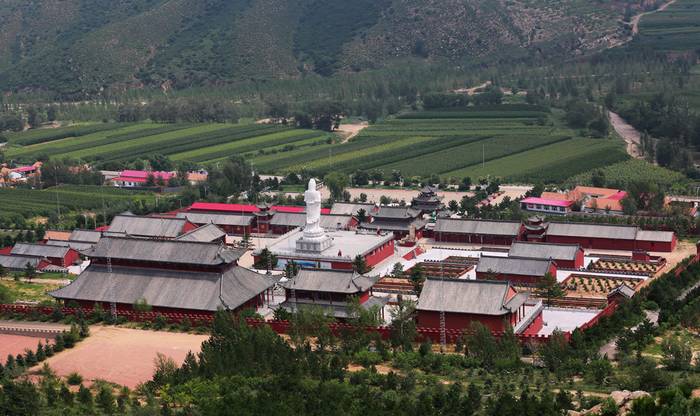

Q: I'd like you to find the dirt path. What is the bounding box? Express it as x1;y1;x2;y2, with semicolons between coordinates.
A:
631;0;677;35
454;81;492;95
336;122;368;143
608;111;643;159
609;0;677;49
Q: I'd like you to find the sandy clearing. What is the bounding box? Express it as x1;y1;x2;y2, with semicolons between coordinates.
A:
609;111;643;159
0;334;54;358
319;187;473;204
336;122;369;143
35;326;207;388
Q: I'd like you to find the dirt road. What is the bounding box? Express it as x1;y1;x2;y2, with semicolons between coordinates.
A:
631;0;677;35
608;111;643;159
609;0;677;49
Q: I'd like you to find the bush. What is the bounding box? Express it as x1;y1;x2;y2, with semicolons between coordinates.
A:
153;314;168;330
66;372;83;385
354;350;382;367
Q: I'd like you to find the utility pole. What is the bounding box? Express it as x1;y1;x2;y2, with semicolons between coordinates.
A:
439;262;446;352
482;142;485;170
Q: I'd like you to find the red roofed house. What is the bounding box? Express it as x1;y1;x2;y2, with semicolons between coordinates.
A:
524;186;629;216
111;170;175;187
520;197;574;215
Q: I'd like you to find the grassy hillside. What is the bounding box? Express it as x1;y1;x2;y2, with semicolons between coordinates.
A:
0;0;641;96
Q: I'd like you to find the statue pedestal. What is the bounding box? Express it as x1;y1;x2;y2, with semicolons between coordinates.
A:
296;233;332;252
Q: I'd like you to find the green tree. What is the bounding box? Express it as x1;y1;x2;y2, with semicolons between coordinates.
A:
465;322;498;368
0;282;14;303
391;262;404;277
389;299;417;351
537;330;570;374
352;255;370;274
660;336;693;371
409;264;425;294
325;172;349;201
536;273;563;306
24;262;37;281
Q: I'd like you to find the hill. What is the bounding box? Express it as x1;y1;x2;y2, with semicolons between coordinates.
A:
0;0;643;97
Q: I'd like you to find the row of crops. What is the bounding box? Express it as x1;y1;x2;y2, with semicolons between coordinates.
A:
4;103;629;183
249;105;627;182
5;122;331;165
635;0;700;52
0;185;156;218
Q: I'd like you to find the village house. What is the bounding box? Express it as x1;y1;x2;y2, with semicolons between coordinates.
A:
110;170;175;187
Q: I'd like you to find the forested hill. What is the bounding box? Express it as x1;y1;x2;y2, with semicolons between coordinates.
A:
0;0;647;97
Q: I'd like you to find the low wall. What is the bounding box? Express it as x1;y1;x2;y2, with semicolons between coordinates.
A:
0;304;558;345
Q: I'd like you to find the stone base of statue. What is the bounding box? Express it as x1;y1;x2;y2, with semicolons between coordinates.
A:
296;229;332;252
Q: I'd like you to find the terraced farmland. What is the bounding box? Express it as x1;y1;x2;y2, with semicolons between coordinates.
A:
635;0;700;52
445;138;628;183
5;123;331;165
250;104;627;182
0;185;157;218
4;104;628;183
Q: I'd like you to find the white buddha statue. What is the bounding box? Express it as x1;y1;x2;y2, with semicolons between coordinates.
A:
297;178;332;252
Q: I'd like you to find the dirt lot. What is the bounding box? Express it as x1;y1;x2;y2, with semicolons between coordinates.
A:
0;334;53;358
36;326;208;388
320;187;473;204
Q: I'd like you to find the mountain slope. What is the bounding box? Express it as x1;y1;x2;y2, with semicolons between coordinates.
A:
0;0;640;96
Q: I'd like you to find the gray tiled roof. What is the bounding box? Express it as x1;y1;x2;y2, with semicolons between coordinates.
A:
508;241;580;261
176;212;254;227
45;239;95;252
635;230;674;243
609;284;635;299
476;255;553;277
0;255;45;271
108;215;188;238
434;218;521;236
546;222;638;240
374;206;422;219
279;296;389;319
50;265;274;312
11;243;71;258
360;219;427;232
417;278;525;315
281;269;376;294
176;224;227;242
69;230;102;243
84;236;244;265
270;212;352;229
330;202;376;216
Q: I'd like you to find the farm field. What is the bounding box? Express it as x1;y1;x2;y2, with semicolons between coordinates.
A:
0;185;157;218
445;138;628;183
250;104;626;182
634;0;700;52
4;104;629;183
4;122;331;165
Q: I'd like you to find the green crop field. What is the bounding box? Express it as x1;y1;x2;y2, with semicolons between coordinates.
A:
4;122;331;165
248;104;623;182
635;0;700;52
4;104;628;183
0;185;156;218
445;138;628;183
